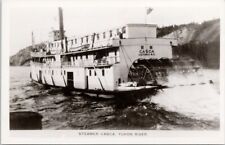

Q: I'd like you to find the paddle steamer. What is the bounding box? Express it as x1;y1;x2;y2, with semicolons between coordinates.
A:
30;7;178;97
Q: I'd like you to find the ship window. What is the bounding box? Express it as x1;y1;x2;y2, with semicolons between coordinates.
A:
109;30;112;37
118;78;121;84
71;40;73;45
150;46;153;49
86;36;88;43
102;69;105;76
116;29;120;35
86;55;88;59
96;34;99;40
141;45;144;49
94;71;97;76
89;70;91;76
122;27;126;33
103;32;106;39
81;37;83;43
75;39;77;44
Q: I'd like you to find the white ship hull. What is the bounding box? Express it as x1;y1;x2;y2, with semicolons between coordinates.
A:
30;64;165;98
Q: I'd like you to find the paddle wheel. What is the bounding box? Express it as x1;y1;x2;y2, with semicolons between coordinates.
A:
128;58;201;86
128;58;170;86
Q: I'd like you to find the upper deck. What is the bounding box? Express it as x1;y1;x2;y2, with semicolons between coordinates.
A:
31;23;177;58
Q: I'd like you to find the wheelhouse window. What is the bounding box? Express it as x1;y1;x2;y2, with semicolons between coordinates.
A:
89;70;92;76
81;37;83;43
103;32;106;39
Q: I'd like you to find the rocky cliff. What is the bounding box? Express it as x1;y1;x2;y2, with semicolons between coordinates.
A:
10;46;32;66
159;19;220;68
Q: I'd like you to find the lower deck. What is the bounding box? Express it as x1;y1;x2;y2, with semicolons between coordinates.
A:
31;64;121;91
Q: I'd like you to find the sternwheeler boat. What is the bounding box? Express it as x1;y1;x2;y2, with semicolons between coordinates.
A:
30;7;200;98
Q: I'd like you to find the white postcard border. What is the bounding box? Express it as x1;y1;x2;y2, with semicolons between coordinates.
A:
1;0;225;144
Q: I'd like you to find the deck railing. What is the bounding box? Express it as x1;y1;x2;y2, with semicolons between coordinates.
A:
30;52;47;57
61;56;120;67
31;56;120;68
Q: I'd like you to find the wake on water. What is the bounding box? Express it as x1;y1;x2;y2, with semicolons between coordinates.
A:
151;70;220;121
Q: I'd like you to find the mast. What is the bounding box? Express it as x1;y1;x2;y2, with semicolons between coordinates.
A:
31;31;35;50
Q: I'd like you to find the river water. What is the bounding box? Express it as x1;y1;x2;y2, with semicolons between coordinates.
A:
10;66;220;130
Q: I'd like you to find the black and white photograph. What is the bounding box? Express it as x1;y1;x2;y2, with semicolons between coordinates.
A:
1;0;225;144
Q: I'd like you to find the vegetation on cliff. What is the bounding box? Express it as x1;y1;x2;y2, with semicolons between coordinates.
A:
159;19;220;68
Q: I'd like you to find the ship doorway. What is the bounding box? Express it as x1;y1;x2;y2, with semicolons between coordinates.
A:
39;70;42;83
85;76;88;90
67;72;74;88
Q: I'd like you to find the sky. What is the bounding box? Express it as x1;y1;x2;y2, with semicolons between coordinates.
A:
7;0;222;55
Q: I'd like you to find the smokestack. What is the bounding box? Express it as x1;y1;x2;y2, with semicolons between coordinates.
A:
58;7;64;40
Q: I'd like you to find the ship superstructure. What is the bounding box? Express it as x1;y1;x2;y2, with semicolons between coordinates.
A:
30;7;181;96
